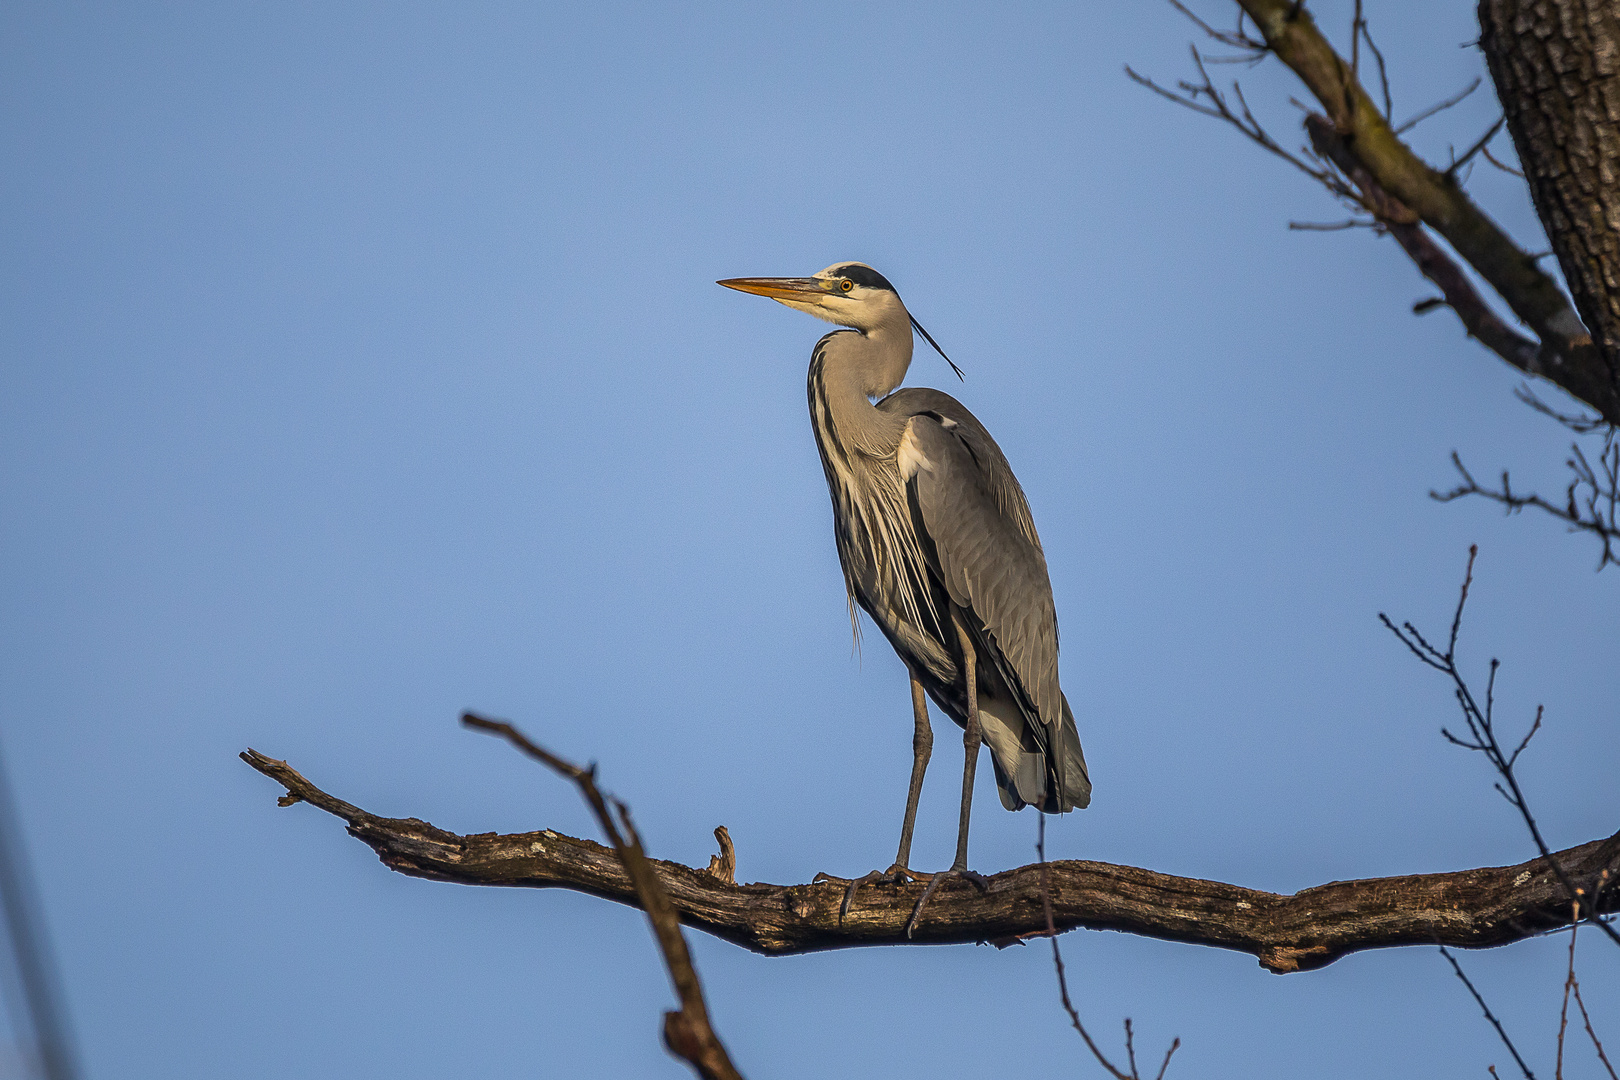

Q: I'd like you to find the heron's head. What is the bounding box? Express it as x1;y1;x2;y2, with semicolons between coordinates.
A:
719;262;963;378
718;262;906;334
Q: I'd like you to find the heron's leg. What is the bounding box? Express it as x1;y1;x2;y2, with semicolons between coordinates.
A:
823;673;937;920
949;609;981;871
905;609;989;938
893;672;934;871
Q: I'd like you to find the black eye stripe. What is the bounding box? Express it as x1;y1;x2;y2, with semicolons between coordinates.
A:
830;264;896;293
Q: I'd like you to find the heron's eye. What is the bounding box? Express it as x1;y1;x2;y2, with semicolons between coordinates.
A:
840;279;854;292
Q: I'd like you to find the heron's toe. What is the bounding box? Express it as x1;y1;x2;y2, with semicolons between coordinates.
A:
904;867;989;938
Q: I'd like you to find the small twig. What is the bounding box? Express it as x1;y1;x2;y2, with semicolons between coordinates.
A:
1514;387;1607;434
1482;144;1525;178
1449;546;1477;653
1439;945;1537;1080
1383;552;1620;949
1558;903;1576;1080
1394;76;1481;135
1359;14;1392;120
1124;57;1354;201
1435;434;1620;571
1572;979;1619;1080
1447;116;1507;180
1164;0;1268;53
462;713;745;1080
1350;0;1363;85
1288;218;1379;231
1038;816;1178;1080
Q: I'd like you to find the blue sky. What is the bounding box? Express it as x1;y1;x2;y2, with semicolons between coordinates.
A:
2;2;1616;1077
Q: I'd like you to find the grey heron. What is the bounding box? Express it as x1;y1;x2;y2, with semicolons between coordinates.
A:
719;262;1090;924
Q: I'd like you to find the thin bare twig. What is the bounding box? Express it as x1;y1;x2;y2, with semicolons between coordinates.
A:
1440;944;1537;1080
1350;0;1363;87
1515;387;1609;435
1572;979;1619;1080
1482;144;1525;178
462;713;745;1080
1558;903;1577;1080
1039;816;1179;1080
1358;12;1392;120
1124;52;1354;201
1556;904;1618;1080
1381;550;1620;948
1288;217;1379;231
1165;0;1268;53
1447;116;1508;180
1395;76;1481;134
1435;429;1620;570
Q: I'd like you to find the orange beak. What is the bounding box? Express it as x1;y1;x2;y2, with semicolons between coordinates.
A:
716;277;835;301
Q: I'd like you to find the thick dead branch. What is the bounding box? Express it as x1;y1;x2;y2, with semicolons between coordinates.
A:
240;748;1620;975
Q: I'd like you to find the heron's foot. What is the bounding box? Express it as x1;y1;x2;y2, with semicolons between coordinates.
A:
905;866;988;939
815;864;929;922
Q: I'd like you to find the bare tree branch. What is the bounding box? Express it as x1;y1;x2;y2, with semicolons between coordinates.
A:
1302;115;1545;377
239;747;1620;974
458;714;744;1080
1038;816;1179;1080
1124;53;1354;200
1394;76;1481;135
1355;2;1393;121
1138;0;1618;423
1433;432;1620;571
1165;0;1268;53
1558;902;1576;1080
1555;903;1619;1080
1229;0;1612;420
1440;944;1538;1080
1482;144;1525;178
1573;968;1618;1080
1446;116;1508;181
1381;547;1620;947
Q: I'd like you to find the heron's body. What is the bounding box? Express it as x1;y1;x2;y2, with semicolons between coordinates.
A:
810;339;1089;813
721;262;1088;895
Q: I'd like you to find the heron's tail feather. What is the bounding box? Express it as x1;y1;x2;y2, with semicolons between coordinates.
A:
1050;694;1091;812
964;688;1090;813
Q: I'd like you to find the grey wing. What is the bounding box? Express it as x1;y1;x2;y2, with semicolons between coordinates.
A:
880;387;1043;556
900;414;1062;738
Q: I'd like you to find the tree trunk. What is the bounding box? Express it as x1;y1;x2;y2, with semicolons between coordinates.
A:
1480;0;1620;415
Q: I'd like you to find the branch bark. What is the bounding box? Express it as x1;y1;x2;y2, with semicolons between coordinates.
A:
1233;0;1620;424
1479;0;1620;401
241;748;1620;976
